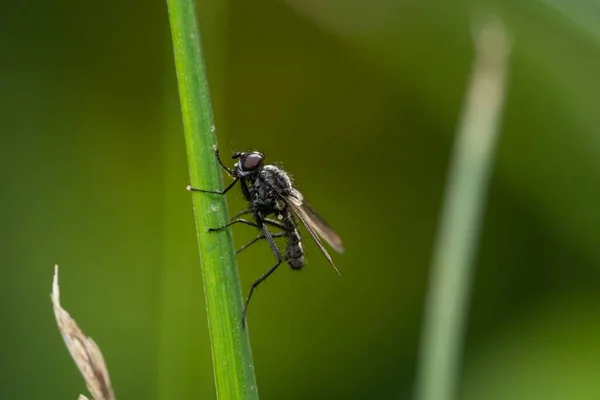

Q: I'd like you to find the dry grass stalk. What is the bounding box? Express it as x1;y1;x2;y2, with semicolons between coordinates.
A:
51;265;115;400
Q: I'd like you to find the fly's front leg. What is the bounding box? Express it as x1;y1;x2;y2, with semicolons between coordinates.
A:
186;146;237;193
213;146;234;175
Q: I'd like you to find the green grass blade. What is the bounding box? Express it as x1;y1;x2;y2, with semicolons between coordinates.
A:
166;1;259;399
414;21;512;400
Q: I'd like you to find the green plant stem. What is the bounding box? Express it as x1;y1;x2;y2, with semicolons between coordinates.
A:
415;21;511;400
166;1;259;399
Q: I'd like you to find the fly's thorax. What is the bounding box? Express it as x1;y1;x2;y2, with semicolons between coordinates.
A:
246;176;279;211
261;165;293;192
247;165;293;212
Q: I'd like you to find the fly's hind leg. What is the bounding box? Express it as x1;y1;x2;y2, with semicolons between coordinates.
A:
241;222;284;327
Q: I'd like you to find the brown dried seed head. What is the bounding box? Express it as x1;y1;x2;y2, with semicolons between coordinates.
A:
51;266;115;400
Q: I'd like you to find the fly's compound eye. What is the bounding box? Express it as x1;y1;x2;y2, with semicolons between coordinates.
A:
241;153;263;171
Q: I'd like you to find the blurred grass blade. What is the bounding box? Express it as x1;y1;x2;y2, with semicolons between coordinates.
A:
535;0;600;44
166;0;259;399
415;20;512;400
51;266;115;400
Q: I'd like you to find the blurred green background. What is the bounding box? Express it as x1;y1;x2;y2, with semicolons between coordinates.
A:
2;0;600;399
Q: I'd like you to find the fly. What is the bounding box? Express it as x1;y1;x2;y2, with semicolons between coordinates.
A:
188;146;344;326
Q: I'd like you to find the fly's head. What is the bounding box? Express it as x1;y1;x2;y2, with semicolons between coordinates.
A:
231;151;264;178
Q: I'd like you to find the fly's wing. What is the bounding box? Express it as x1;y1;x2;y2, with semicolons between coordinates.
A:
285;189;343;275
288;189;344;253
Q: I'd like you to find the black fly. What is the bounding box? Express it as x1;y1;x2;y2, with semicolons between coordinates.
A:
188;147;344;326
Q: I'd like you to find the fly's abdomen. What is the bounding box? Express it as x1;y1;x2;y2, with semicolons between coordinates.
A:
283;210;305;270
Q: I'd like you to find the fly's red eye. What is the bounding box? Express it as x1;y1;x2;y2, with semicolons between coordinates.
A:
241;153;263;171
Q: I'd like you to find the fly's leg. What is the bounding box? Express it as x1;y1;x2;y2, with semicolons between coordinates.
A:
213;146;234;175
208;213;287;232
186;146;236;192
242;222;283;327
231;210;285;225
206;218;260;232
187;178;239;195
263;218;287;230
236;232;287;254
230;209;252;219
